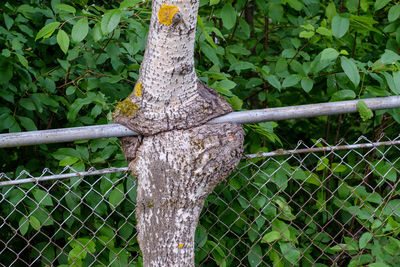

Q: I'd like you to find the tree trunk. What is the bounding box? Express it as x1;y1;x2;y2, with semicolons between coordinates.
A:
113;0;244;266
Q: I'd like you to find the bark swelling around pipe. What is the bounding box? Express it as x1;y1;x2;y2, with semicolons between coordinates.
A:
113;0;244;266
113;0;232;135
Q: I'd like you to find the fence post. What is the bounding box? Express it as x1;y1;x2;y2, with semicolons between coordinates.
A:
111;1;244;266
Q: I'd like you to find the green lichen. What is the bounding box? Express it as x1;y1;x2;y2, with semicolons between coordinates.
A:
191;140;205;150
113;98;139;118
145;199;154;208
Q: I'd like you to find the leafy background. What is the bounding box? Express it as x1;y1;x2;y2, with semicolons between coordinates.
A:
1;0;400;266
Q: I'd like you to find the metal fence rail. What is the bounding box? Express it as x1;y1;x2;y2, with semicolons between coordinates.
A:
1;96;400;148
1;135;400;266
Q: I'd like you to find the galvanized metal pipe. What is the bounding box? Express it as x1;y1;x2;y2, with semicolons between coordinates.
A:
209;95;400;124
0;96;399;148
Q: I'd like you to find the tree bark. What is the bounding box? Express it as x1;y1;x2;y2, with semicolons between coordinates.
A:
113;0;232;135
113;1;244;266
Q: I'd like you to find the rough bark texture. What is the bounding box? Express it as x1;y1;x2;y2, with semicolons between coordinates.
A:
113;0;232;136
113;0;245;266
127;123;243;266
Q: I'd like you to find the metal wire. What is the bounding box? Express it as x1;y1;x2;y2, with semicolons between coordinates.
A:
1;138;400;187
1;135;400;266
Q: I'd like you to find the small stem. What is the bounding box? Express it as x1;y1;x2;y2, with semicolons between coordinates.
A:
351;0;362;58
96;31;115;61
288;39;311;65
56;70;90;89
264;17;269;51
227;0;249;45
325;116;331;143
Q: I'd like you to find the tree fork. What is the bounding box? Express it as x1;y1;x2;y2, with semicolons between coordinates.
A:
113;0;244;266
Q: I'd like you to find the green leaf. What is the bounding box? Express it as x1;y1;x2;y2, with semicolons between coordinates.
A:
72;19;89;43
19;217;29;236
55;4;76;14
101;9;121;34
280;242;301;264
375;0;392;10
57;29;69;54
368;263;390;267
17;116;37;131
228;95;243;110
59;156;79;166
35;22;60;41
380;49;400;64
321;48;339;61
228;62;255;74
109;183;124;208
330;90;356;101
332;163;347;173
92;23;103;42
359;232;373;249
247;245;262;267
357;100;373;121
287;0;303;11
0;57;13;84
52;148;81;160
301;24;314;31
393;71;400;94
12;38;23;51
195;226;208;247
383;72;399;94
372;161;397;182
332;15;349;38
388;5;400;22
3;13;14;30
215;80;236;96
282;74;301;88
316;26;332;36
281;48;296;58
19;98;35;111
262;231;281;243
326;2;337;22
200;42;219;65
227;45;251;55
266;75;281;91
218;80;236;90
221;4;236;30
301;77;314;92
299;30;315;39
29;216;41;230
268;3;283;23
119;0;141;9
33;189;53;206
341;57;360;87
329;243;358;252
16;54;28;68
210;0;220;5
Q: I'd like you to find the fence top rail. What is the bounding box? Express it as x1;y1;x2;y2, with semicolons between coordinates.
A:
0;96;399;148
1;136;399;187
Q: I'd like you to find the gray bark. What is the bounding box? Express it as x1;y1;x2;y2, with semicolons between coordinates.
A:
113;0;244;266
113;0;232;135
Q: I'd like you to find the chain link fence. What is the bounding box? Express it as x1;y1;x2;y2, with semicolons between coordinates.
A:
1;135;400;266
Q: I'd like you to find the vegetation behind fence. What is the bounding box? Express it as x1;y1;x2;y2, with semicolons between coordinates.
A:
1;135;400;266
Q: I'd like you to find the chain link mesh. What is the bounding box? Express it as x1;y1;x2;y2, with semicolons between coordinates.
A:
1;135;400;266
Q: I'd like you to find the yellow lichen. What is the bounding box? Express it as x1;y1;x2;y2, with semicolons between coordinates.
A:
113;98;139;118
179;243;184;248
134;82;142;98
158;5;179;25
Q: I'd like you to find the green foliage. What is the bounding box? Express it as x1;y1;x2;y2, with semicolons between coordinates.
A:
1;0;400;266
